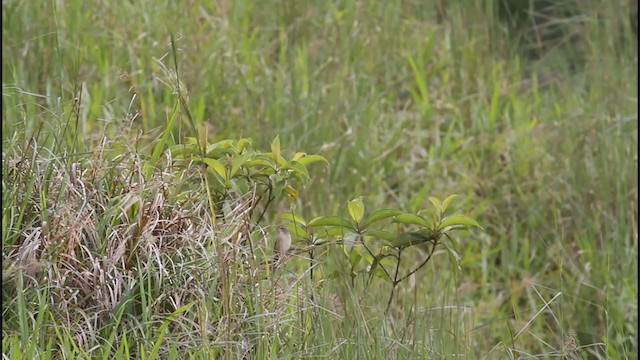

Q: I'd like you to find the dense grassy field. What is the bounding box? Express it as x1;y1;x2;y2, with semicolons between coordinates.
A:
2;0;637;358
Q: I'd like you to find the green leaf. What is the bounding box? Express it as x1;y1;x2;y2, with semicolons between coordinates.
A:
441;194;458;214
263;153;288;168
315;227;353;238
229;152;253;178
245;157;276;171
292;152;307;161
295;154;329;167
236;138;252;152
184;137;198;145
200;158;227;180
206;139;236;158
289;226;310;240
308;216;354;229
168;143;199;157
271;135;281;166
347;197;365;224
392;230;437;249
427;196;442;212
393;213;431;227
364;229;395;242
438;214;483;231
278;223;309;241
363;209;403;227
284;161;310;179
277;213;307;226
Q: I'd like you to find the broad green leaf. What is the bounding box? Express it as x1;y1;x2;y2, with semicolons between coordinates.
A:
185;137;198;145
279;223;309;241
206;168;227;190
438;214;483;230
245;158;276;170
289;226;310;240
277;213;307;226
262;153;288;168
347;197;365;224
417;208;436;228
285;161;310;179
168;143;199;157
393;213;431;227
427;196;443;212
296;154;329;167
229;152;253;178
364;229;395;242
292;152;307;161
441;194;458;214
308;216;354;229
271;135;281;166
392;230;436;249
200;158;227;180
206;140;236;158
314;227;354;238
363;209;402;227
206;139;234;153
236;138;252;152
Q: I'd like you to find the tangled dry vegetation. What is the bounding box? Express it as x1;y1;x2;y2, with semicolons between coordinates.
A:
2;138;309;355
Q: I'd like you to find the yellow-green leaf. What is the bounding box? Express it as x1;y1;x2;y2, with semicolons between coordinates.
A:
229;153;253;178
292;152;307;161
277;213;307;226
438;214;483;231
393;213;431;227
201;158;227;180
427;196;442;212
363;209;402;227
296;154;329;167
348;197;365;224
168;143;199;157
441;194;458;214
285;161;310;179
271;135;281;166
308;216;354;231
236;138;252;152
364;229;395;242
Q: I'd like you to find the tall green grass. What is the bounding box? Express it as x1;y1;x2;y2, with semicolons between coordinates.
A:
3;0;637;358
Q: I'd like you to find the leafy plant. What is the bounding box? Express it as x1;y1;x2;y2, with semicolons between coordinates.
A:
280;194;482;312
169;135;329;230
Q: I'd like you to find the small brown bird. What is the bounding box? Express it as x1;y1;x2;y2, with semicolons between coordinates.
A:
274;225;292;261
